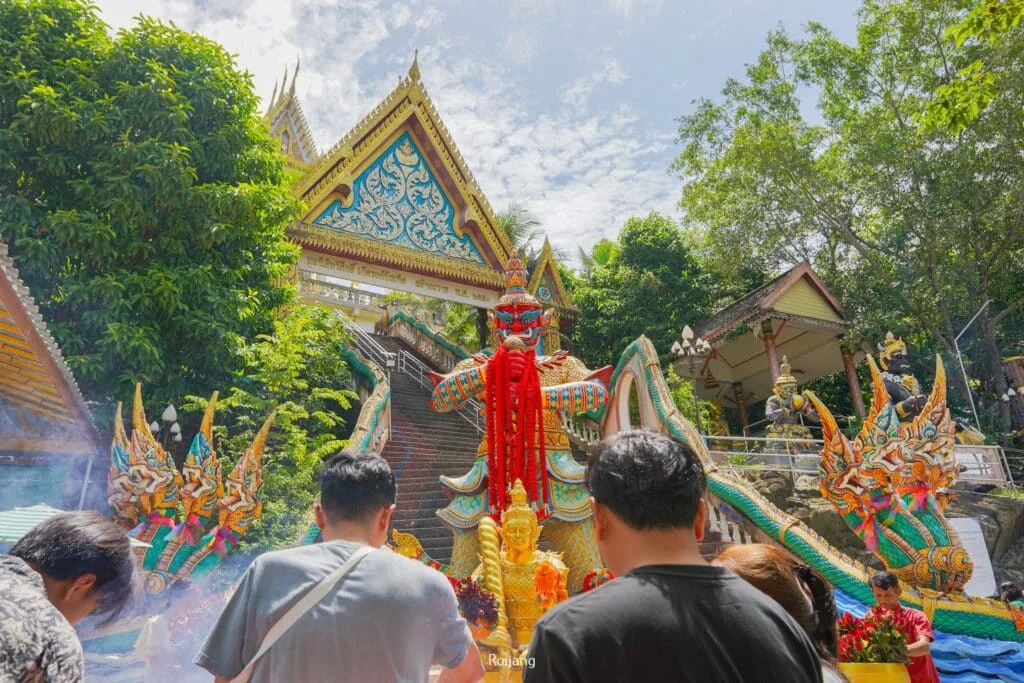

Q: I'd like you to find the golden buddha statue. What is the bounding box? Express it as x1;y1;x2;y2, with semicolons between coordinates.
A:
473;479;568;679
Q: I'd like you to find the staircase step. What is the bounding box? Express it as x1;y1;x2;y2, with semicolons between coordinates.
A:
368;332;488;566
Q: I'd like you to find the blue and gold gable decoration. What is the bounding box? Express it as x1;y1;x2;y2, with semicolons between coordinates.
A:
528;239;575;313
312;133;485;264
286;55;512;291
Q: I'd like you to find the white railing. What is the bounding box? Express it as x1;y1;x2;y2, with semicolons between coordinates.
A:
955;444;1010;486
560;412;602;447
395;349;485;434
339;314;397;375
388;316;464;372
297;272;384;310
705;434;825;482
705;435;1011;488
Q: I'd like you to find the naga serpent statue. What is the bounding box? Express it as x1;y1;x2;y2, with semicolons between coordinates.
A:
107;385;275;595
806;354;971;592
427;254;612;594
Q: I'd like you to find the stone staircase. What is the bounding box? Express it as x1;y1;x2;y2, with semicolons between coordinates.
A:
371;331;729;566
699;525;726;560
372;334;480;566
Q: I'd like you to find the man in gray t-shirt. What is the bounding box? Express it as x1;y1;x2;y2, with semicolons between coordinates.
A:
195;451;483;683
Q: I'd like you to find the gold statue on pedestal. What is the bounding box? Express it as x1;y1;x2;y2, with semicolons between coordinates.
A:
474;479;568;681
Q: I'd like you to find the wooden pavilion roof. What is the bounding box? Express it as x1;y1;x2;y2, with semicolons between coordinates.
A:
685;261;862;405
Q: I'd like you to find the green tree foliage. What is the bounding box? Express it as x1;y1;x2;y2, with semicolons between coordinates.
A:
673;0;1024;433
571;213;714;368
0;0;300;409
496;203;543;257
183;305;358;552
918;0;1024;134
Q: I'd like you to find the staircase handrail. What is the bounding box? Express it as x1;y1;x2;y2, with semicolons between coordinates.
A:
381;310;472;372
338;313;397;372
342;345;391;454
395;347;485;434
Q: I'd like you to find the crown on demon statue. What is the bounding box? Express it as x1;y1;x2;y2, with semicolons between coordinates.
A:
878;331;908;370
497;254;539;308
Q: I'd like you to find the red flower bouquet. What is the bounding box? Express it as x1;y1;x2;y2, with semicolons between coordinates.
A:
837;611;911;664
450;577;499;640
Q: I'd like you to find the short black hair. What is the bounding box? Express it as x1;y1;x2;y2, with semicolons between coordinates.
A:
10;511;136;623
586;429;706;530
999;581;1023;602
869;571;900;590
319;450;396;523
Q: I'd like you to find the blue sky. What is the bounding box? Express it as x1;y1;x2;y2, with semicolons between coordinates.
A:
94;0;858;260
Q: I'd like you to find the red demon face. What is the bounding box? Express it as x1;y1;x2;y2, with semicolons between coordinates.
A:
493;303;545;348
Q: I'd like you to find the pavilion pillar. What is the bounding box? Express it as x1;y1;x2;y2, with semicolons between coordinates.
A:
733;381;749;434
842;346;866;420
476;307;490;349
761;319;780;381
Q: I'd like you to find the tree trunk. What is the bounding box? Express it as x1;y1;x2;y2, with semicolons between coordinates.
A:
476;307;490;350
978;304;1010;432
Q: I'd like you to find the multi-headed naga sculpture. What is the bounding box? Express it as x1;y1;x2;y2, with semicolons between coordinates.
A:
107;385;275;594
806;355;971;592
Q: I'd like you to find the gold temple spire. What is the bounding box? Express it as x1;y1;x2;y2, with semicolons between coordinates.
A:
279;65;289;106
408;50;420;82
199;391;219;443
289;56;300;95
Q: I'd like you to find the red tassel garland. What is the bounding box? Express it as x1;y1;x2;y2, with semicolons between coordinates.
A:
483;345;548;517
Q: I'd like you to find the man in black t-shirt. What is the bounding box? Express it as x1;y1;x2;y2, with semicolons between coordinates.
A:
522;430;823;683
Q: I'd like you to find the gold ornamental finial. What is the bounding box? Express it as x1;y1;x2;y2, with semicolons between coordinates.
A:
408;50;420;82
496;254;538;308
776;355;797;387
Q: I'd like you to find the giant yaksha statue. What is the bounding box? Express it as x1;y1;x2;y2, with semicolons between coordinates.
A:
764;356;819;452
878;332;985;444
429;255;612;593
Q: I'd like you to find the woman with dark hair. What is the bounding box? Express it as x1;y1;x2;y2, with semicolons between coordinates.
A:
716;543;848;683
1;510;137;682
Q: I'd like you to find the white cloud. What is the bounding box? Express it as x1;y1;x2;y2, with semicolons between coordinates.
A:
89;0;681;263
608;0;664;17
562;58;629;109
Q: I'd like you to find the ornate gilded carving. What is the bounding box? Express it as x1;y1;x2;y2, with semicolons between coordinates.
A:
291;223;504;288
313;133;485;264
473;480;567;670
106;386;274;595
289;62;513;274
